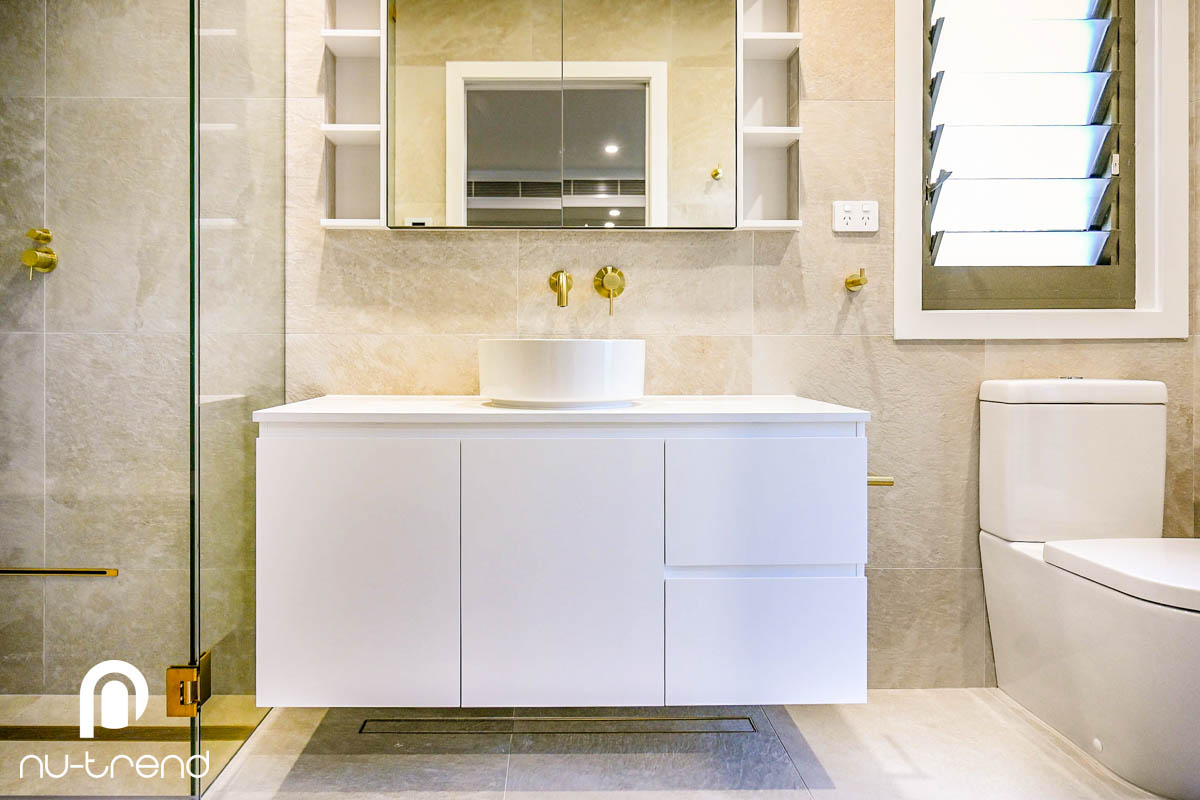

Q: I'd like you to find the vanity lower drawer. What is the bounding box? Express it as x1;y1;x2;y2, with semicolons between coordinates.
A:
665;575;867;705
665;437;867;566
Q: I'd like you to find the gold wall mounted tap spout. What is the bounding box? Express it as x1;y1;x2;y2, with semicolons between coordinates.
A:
549;270;573;307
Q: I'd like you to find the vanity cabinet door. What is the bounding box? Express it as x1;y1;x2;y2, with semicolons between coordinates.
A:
666;437;867;566
665;576;867;705
257;437;460;706
461;438;665;706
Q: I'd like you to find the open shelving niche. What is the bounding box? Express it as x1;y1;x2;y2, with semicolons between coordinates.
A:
738;0;803;230
319;0;386;229
323;0;802;231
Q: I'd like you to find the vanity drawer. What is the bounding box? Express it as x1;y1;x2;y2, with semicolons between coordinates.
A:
665;575;866;705
665;437;867;566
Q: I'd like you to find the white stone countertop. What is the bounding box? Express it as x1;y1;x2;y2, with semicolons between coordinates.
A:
252;395;870;424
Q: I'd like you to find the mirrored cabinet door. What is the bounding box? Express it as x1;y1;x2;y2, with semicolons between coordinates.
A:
387;0;737;229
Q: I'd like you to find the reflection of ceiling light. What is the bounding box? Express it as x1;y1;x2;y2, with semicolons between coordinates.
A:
604;221;615;228
604;144;620;154
609;209;620;217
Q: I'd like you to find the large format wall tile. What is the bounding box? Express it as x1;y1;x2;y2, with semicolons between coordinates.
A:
286;333;483;400
199;0;286;100
517;230;754;336
200;98;286;335
46;0;189;98
983;340;1196;539
753;335;986;569
754;228;892;335
0;332;45;566
0;578;43;694
794;0;894;101
43;568;188;694
0;0;45;98
0;97;45;332
288;230;520;335
44;333;190;569
644;335;751;394
45;98;189;333
866;568;991;688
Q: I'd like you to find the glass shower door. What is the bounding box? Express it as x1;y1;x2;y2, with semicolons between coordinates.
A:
0;0;200;796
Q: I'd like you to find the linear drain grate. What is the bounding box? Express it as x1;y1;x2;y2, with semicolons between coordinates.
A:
359;715;757;735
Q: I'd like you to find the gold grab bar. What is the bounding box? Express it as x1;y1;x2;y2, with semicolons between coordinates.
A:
868;475;895;486
0;567;118;577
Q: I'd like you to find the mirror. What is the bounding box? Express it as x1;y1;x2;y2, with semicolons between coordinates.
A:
387;0;737;228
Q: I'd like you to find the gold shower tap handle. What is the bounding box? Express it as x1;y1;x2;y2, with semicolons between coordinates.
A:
594;266;625;316
25;228;53;244
22;247;58;279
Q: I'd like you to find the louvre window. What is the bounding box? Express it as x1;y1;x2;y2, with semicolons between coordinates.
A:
922;0;1134;310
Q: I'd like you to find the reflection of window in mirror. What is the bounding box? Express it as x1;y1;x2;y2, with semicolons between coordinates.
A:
387;0;736;229
465;85;649;228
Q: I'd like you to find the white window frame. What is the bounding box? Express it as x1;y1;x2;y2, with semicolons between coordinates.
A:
894;0;1188;340
445;61;668;227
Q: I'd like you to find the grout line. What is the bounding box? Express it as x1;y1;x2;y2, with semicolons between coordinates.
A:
761;705;815;799
41;0;49;694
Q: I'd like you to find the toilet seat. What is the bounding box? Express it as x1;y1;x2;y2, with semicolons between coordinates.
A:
1044;538;1200;612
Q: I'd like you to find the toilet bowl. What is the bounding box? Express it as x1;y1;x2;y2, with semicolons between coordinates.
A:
978;379;1200;800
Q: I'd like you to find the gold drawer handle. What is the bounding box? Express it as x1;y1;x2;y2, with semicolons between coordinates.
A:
868;475;895;486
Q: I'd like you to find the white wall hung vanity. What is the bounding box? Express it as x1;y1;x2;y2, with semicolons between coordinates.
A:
253;395;870;707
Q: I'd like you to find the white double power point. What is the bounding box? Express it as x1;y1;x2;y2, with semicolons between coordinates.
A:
832;200;879;233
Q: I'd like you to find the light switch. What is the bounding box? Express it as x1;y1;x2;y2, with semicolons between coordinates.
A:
832;200;879;233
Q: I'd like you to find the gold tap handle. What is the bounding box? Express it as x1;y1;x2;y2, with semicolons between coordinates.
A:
25;228;52;244
868;475;895;486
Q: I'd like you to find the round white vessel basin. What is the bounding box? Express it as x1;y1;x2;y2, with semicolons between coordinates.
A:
479;338;645;409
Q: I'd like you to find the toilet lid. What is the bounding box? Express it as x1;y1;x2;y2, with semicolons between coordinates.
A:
1043;538;1200;612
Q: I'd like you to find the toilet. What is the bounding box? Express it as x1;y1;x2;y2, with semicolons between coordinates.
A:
978;379;1200;800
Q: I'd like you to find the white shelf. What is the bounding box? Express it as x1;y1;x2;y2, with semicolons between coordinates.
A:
744;126;803;147
739;219;803;230
321;28;381;58
320;218;384;229
320;123;381;146
743;32;804;60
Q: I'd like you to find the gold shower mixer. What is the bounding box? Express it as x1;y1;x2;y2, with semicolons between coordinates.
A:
21;228;57;279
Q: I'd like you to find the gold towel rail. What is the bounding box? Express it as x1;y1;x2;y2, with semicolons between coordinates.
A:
0;567;118;577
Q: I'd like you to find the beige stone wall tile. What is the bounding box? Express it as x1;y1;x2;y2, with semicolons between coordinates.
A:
285;0;327;99
44;333;190;569
0;578;43;693
983;339;1195;539
201;567;256;694
0;332;45;566
201;99;286;335
43;568;188;694
199;395;253;573
286;333;483;401
46;0;189;98
517;230;753;335
754;228;892;335
287;230;519;335
45;98;190;334
866;568;990;688
795;0;894;101
753;335;985;569
199;0;286;100
798;100;894;209
0;97;45;332
0;0;45;98
644;335;752;394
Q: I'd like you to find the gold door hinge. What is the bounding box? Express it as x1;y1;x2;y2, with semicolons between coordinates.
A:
165;650;212;717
